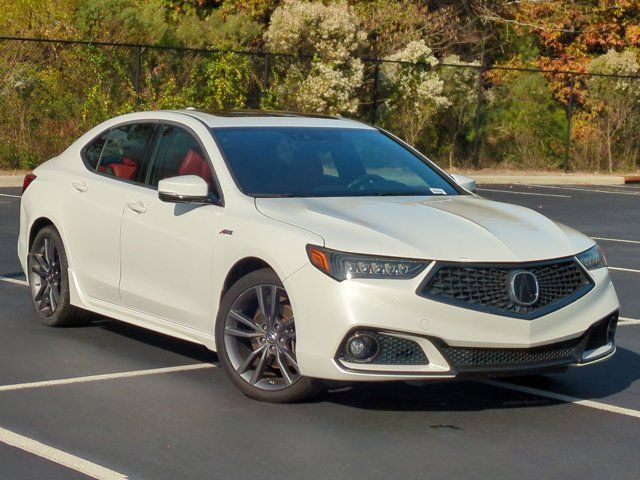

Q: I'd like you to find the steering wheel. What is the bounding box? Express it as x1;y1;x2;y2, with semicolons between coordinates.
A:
347;174;386;190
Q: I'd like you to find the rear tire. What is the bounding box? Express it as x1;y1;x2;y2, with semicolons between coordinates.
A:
28;226;88;327
215;268;323;403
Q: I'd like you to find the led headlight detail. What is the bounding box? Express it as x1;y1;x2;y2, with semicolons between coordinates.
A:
306;245;428;281
576;244;607;270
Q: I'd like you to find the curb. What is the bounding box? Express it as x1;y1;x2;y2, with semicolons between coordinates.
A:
0;176;24;188
470;175;626;186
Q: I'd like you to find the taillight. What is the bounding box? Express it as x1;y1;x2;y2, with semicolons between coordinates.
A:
22;173;37;194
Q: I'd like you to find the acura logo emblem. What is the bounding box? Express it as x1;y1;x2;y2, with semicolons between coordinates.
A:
508;270;540;306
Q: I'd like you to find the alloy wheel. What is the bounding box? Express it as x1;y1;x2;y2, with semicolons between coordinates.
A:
29;235;62;317
223;284;301;390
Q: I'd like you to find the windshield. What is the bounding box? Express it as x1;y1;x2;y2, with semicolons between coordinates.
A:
211;127;461;197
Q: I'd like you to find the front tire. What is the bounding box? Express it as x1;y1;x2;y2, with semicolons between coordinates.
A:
28;226;87;327
215;268;322;403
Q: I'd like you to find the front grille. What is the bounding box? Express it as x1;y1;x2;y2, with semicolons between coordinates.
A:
441;337;582;371
419;258;593;318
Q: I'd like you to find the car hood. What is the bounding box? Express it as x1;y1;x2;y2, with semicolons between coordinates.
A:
255;195;594;262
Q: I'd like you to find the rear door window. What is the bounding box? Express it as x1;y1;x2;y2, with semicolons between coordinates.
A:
95;123;157;183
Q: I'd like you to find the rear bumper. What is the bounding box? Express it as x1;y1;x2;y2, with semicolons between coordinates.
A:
285;264;620;382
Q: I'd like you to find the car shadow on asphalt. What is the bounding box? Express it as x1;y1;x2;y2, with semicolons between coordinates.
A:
320;347;640;411
84;317;640;412
95;318;219;364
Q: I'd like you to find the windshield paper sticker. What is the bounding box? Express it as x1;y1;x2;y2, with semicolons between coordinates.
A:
430;188;447;195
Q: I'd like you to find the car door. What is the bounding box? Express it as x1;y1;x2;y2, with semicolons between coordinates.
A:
119;123;223;333
63;122;157;304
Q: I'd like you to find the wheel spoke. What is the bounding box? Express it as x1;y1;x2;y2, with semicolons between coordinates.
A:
276;348;293;385
250;347;270;385
279;346;299;371
34;281;47;302
34;254;49;273
237;345;265;375
39;284;51;311
224;327;263;339
228;310;262;332
256;286;270;325
31;263;47;278
43;238;54;264
50;285;60;310
269;286;278;324
49;285;60;311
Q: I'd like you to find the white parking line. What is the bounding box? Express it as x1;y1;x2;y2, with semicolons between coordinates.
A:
619;317;640;326
0;276;28;286
0;363;217;393
477;188;570;198
0;426;127;479
0;193;21;199
529;184;640;196
609;266;640;274
592;237;640;245
482;380;640;419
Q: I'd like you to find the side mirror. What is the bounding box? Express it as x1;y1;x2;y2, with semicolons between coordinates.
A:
158;175;211;204
450;173;476;193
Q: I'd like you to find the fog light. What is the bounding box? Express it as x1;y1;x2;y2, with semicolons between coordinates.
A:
345;333;379;363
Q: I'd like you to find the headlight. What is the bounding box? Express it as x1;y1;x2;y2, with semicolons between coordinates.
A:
306;245;429;281
576;244;607;270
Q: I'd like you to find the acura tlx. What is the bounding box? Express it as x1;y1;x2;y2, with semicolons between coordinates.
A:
18;110;619;402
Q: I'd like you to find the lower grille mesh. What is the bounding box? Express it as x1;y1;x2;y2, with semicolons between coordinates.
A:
441;337;581;371
375;334;428;365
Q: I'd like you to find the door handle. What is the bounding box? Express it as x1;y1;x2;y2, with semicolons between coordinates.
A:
72;181;88;192
126;201;147;214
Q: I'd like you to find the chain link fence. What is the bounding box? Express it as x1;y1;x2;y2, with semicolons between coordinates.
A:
2;36;640;172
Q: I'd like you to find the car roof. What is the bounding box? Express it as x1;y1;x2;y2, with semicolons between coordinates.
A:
172;109;376;130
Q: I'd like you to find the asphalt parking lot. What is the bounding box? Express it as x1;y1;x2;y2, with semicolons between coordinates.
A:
0;183;639;479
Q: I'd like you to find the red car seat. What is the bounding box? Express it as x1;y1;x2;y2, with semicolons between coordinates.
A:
108;157;137;180
178;149;212;187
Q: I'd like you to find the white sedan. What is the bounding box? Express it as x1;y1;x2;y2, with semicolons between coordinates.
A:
18;110;619;402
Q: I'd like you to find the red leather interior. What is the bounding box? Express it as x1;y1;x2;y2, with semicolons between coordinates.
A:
109;161;137;180
178;149;212;187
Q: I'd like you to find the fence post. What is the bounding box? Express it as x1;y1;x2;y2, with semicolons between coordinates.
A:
563;75;575;172
472;65;485;168
371;60;380;124
263;53;270;91
472;33;486;169
134;46;141;105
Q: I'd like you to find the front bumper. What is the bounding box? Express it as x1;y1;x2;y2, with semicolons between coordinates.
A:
284;263;619;382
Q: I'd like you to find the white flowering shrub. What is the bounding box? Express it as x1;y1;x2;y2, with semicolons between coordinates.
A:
263;0;366;115
380;40;449;146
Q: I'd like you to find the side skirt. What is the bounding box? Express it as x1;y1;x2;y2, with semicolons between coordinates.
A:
67;268;217;351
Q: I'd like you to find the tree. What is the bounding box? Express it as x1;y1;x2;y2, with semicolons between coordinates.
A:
380;40;449;146
587;49;640;172
262;0;366;115
440;55;480;167
484;72;566;169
